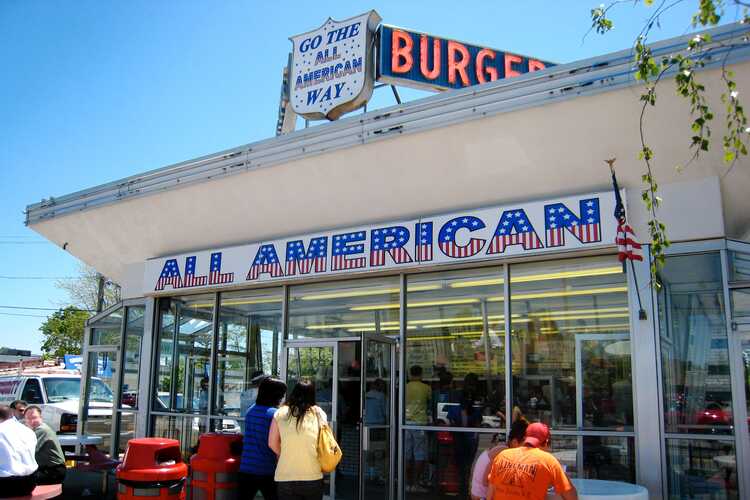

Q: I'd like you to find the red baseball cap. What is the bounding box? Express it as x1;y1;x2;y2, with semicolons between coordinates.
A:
523;422;550;448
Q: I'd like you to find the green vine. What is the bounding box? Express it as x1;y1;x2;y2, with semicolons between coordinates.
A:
590;0;749;281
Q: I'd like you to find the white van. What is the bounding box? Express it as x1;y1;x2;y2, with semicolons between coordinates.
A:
0;372;119;449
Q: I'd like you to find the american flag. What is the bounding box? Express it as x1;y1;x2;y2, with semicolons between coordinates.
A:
611;171;643;263
209;252;234;285
438;216;486;258
246;245;284;280
487;209;544;254
415;222;433;262
370;227;413;266
286;238;327;275
545;199;602;247
182;256;207;288
155;259;182;291
332;231;366;271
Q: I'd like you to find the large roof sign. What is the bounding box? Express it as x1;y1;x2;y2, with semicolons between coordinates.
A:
289;10;381;121
378;25;555;91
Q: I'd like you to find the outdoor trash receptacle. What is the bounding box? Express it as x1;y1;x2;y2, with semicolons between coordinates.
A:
190;433;243;500
116;437;188;500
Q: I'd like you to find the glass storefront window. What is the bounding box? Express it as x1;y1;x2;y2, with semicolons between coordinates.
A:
665;439;738;499
405;267;505;428
151;415;203;461
120;306;144;409
215;288;282;416
116;412;137;458
153;295;214;414
658;253;733;435
729;250;750;282
582;436;635;483
90;308;123;345
510;256;630;429
288;277;400;339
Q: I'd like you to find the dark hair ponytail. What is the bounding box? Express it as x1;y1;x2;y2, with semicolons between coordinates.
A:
286;380;316;429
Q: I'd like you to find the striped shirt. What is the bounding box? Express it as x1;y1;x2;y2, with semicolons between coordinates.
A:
240;404;277;476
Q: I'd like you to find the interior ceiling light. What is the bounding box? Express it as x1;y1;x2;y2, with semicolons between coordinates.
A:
444;267;623;290
558;323;630;332
528;307;628;317
527;312;630;322
351;297;479;311
487;286;627;302
300;284;439;301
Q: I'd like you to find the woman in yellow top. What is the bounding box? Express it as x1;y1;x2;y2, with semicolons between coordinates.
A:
268;380;327;500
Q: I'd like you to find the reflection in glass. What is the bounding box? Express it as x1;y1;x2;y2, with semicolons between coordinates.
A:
151;415;202;462
659;253;733;435
581;339;633;430
405;268;505;428
666;439;738;499
116;412;137;458
549;435;578;478
153;295;214;414
731;289;750;319
729;251;750;282
120;306;144;409
288;277;400;339
90;308;123;345
84;351;117;454
285;346;334;421
511;256;630;429
582;436;635;483
215;288;282;416
742;336;750;437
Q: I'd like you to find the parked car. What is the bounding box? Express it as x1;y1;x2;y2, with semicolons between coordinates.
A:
0;373;128;450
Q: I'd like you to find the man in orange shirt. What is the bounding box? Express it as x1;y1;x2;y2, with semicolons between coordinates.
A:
487;423;577;500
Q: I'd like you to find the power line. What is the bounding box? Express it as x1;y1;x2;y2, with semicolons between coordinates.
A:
0;305;93;312
0;311;48;318
0;276;77;280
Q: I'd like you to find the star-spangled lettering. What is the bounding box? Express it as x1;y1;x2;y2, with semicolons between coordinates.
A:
370;226;414;267
487;209;544;254
209;252;234;284
415;221;433;262
438;216;486;258
544;198;602;247
247;245;284;280
331;231;367;271
286;237;328;275
155;259;182;291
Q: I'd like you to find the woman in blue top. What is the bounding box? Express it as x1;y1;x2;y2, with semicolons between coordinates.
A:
240;377;287;500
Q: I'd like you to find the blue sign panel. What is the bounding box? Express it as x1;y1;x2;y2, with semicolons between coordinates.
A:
378;25;555;91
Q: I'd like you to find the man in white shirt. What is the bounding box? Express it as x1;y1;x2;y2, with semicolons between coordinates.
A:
0;405;38;497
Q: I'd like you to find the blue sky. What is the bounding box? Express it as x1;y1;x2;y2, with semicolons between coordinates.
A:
0;1;733;352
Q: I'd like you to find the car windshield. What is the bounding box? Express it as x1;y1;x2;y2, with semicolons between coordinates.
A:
43;378;113;403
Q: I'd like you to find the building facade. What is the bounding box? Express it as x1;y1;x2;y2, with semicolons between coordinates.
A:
25;22;750;500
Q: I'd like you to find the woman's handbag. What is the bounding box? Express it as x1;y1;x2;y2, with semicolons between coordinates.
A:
314;407;343;473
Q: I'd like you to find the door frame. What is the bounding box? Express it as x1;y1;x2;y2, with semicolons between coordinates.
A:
727;287;750;498
281;334;398;500
360;333;397;500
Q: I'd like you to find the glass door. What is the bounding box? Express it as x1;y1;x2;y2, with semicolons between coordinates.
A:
81;348;118;455
361;334;396;500
285;343;337;500
730;287;750;498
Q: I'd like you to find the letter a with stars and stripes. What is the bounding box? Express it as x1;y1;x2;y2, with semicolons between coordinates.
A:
155;259;182;291
544;198;602;247
370;226;413;267
208;252;234;285
415;222;433;262
487;209;544;254
438;216;486;258
247;245;285;280
286;237;328;276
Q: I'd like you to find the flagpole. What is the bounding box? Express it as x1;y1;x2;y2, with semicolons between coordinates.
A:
606;158;647;320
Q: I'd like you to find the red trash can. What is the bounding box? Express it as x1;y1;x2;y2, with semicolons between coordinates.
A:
116;437;188;499
190;433;243;500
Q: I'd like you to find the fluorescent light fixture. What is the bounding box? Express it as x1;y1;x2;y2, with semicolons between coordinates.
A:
559;323;630;332
528;307;628;317
351;297;479;311
444;267;623;290
487;286;628;302
300;284;439;301
448;278;504;288
529;312;630;322
306;320;399;330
